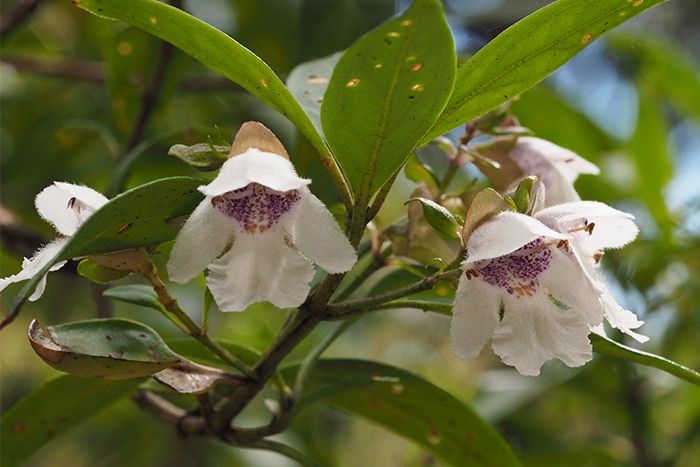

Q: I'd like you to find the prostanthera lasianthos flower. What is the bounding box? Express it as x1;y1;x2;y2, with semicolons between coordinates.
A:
0;182;109;300
167;122;357;312
450;198;645;376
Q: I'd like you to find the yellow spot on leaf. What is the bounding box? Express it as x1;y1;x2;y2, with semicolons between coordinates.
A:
150;16;157;24
387;31;401;38
411;83;424;92
117;42;132;56
582;34;592;44
260;78;268;88
346;78;360;87
410;62;423;72
401;20;414;27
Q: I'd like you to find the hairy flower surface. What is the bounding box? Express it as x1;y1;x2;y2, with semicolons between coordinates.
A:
0;182;109;300
451;201;644;375
167;124;356;312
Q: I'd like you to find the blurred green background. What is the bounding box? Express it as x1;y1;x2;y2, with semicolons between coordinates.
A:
1;0;699;465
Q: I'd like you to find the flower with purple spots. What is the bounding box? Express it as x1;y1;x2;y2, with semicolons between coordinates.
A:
167;122;357;312
450;201;644;376
0;182;109;300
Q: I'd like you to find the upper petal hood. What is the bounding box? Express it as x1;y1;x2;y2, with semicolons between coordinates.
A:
200;149;310;196
465;211;566;264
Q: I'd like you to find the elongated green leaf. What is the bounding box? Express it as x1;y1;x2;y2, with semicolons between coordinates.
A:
628;98;674;238
591;334;700;387
73;0;326;156
0;375;141;467
103;284;165;312
322;0;456;203
6;177;203;329
63;176;204;259
287;53;342;139
282;359;521;466
28;319;180;379
422;0;667;143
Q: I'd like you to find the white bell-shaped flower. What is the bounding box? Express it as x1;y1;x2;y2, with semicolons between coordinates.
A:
167;122;356;312
0;182;109;300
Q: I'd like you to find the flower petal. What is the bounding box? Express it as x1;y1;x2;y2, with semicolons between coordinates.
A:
200;149;310;196
536;201;638;252
539;246;605;328
465;211;565;264
167;201;233;284
0;239;68;301
283;191;356;273
206;231;315;311
35;182;109;236
450;273;501;360
492;293;593;376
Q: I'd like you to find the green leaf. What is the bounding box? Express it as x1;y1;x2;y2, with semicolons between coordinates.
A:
73;0;327;157
168;142;229;171
0;375;141;467
628;98;674;238
287;52;342;139
62;176;204;259
28;318;180;379
282;359;521;466
422;0;668;143
298;0;395;61
77;258;132;284
322;0;456;203
406;197;461;239
591;334;700;387
103;284;165;312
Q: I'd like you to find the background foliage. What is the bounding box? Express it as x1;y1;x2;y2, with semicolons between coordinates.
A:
1;0;699;465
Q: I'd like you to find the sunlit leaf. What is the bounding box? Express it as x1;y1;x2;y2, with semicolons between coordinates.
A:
591;334;700;387
406;197;461;240
282;359;521;466
322;0;455;203
28;319;180;379
423;0;668;143
0;376;141;467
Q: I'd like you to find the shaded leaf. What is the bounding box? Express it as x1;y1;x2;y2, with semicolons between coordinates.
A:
0;376;141;467
28;319;180;379
77;258;132;284
322;0;456;202
73;0;327;158
103;284;165;312
168;142;229;171
152;359;243;394
282;359;521;467
423;0;668;143
298;0;395;61
287;53;342;138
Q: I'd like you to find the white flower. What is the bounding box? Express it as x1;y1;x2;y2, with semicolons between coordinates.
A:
507;137;600;206
167;122;356;312
0;182;109;300
450;201;644;376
